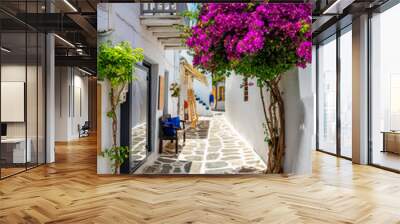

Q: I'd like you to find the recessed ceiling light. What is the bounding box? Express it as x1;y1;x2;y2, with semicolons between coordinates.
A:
63;0;78;12
1;47;11;53
78;67;92;76
322;0;355;15
54;34;75;48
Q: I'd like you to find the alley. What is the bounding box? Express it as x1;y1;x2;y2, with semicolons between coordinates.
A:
142;113;266;174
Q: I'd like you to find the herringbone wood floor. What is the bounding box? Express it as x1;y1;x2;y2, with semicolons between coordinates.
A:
1;135;400;223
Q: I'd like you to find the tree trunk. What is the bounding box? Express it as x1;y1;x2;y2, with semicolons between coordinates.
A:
110;87;119;174
260;76;285;174
110;87;117;148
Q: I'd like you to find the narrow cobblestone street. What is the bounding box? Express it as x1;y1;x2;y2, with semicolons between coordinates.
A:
142;113;266;174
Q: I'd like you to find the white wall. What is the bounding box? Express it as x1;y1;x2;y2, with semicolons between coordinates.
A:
97;3;181;174
1;63;47;164
1;66;26;136
54;67;89;141
225;75;268;162
165;50;182;117
283;66;314;174
225;66;314;174
72;73;89;138
97;80;113;174
1;65;37;136
173;52;182;116
54;67;69;141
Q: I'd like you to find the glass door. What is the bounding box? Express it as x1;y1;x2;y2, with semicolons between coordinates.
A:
370;3;400;171
0;1;47;179
1;31;28;178
339;26;352;158
316;25;353;159
317;35;337;155
130;64;151;172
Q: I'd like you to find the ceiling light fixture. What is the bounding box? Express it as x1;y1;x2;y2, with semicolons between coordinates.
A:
63;0;78;12
1;47;11;53
78;67;92;76
54;34;75;48
322;0;354;15
322;0;341;14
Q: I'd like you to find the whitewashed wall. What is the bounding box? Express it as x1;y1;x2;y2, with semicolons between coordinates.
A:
225;66;315;174
225;75;268;163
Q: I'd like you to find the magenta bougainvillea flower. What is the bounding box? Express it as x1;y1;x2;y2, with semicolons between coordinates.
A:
186;3;312;78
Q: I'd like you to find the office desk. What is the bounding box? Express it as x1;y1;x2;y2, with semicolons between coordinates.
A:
382;131;400;154
1;138;31;163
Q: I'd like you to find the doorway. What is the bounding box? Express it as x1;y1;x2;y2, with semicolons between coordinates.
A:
128;62;152;173
53;67;97;164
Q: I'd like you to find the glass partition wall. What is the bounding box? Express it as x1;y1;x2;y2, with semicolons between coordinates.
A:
316;26;353;159
370;3;400;171
1;31;27;177
0;4;46;179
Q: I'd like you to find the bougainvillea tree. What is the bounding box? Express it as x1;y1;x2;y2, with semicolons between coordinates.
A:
185;3;312;173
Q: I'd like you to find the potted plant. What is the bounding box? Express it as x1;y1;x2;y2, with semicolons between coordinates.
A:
170;82;181;115
170;82;180;98
185;3;312;173
98;41;144;174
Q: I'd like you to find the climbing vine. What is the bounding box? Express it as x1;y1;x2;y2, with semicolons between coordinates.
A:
98;41;144;173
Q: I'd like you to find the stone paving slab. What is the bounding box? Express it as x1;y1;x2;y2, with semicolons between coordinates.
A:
130;123;147;171
141;113;266;174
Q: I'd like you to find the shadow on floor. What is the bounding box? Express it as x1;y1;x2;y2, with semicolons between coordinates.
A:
186;120;210;139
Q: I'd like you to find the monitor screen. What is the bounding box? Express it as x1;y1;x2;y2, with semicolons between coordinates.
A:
1;123;7;137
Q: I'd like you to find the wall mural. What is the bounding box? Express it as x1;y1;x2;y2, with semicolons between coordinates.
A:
97;2;311;175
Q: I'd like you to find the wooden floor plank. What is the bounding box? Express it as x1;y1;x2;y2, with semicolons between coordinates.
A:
0;135;400;223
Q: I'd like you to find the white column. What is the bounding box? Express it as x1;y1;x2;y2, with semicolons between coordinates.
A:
46;33;55;163
352;14;369;164
282;66;314;175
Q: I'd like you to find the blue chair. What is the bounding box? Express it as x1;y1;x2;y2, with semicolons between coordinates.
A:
159;115;186;154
